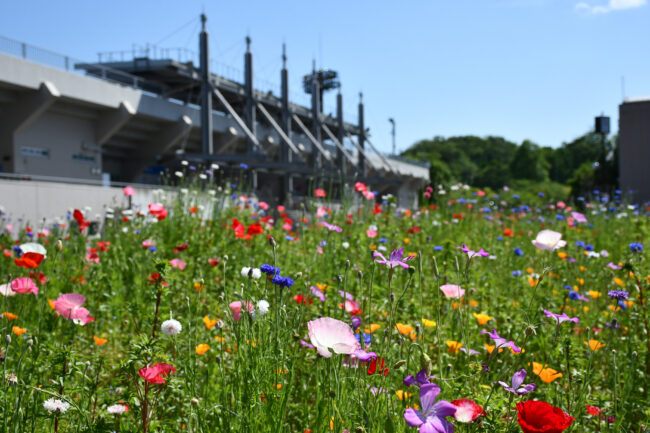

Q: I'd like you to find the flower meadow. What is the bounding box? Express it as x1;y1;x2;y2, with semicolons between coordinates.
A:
0;180;649;432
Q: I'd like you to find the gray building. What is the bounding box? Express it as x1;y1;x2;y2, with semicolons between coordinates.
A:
619;96;650;203
0;26;429;208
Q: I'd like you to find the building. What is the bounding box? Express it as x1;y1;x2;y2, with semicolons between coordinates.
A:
0;17;429;209
619;95;650;203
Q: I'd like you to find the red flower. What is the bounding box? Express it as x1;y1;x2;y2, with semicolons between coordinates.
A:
73;209;90;232
148;203;168;221
585;405;602;416
367;357;389;376
138;363;176;384
517;401;574;433
208;258;220;267
232;218;246;238
451;399;484;423
503;228;514;237
96;241;111;252
247;223;264;236
407;226;421;234
314;188;326;198
293;295;314;305
15;252;43;268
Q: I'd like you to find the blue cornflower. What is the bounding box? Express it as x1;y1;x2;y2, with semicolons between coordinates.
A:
585;244;594;252
575;241;585;248
272;275;294;288
568;291;580;300
513;194;520;200
564;285;573;290
240;163;248;169
618;300;628;310
512;270;522;277
434;246;443;251
538;192;545;197
513;247;524;256
629;242;644;253
497;236;504;241
379;238;388;243
556;214;564;221
260;264;280;275
285;235;295;241
148;246;157;252
608;290;629;300
355;332;371;345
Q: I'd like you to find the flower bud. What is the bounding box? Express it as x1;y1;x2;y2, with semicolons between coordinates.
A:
393;360;406;369
345;260;351;269
268;236;276;248
55;240;63;251
4;335;10;344
191;397;199;406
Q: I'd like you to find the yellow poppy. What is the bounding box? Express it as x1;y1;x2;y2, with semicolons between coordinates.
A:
557;252;567;259
195;344;210;355
93;336;108;346
588;291;601;299
446;340;463;354
194;282;205;292
364;324;381;333
584;340;605;351
215;336;225;342
421;318;436;327
2;312;18;321
396;390;413;400
613;278;625;287
531;362;563;383
48;300;55;310
203;316;218;330
473;313;493;325
395;323;415;335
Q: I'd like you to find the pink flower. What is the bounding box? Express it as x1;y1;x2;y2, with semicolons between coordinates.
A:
366;229;378;238
53;293;94;325
315;188;326;198
229;301;254;322
316;206;328;218
307;317;360;358
86;252;100;263
283;223;292;231
277;205;286;212
10;277;39;295
142;239;155;249
532;230;566;251
362;190;375;200
258;201;269;211
571;212;588;224
148;203;168;221
440;284;465;299
169;258;186;270
123;186;135;197
451;399;483;423
556;201;566;209
138;363;176;384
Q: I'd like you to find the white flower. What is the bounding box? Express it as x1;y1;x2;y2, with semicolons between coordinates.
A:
532;230;566;251
257;300;269;316
43;398;70;413
341;242;350;249
240;267;261;279
181;160;189;166
199;174;207;180
175;171;183;178
211;163;220;170
0;283;16;297
600;250;609;257
5;373;17;384
377;245;387;251
161;319;182;336
107;404;128;414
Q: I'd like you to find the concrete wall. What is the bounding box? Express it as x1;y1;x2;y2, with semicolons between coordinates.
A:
619;98;650;203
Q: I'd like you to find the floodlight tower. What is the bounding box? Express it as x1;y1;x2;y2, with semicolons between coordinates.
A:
199;13;213;155
388;117;395;155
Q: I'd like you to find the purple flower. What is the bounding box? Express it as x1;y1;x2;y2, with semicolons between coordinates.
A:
373;247;415;269
459;347;479;356
320;221;342;233
309;286;326;302
481;329;522;353
300;339;314;349
350;349;377;362
404;383;456;433
608;290;629;300
350;315;362;330
403;369;434;388
606;262;622;270
339;290;354;300
457;243;489;258
497;369;537;395
543;310;579;325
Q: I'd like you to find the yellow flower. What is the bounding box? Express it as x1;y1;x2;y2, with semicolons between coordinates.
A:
588;290;601;299
531;362;563;383
48;300;55;310
396;390;413;400
469;300;479;307
472;313;493;325
485;344;502;354
369;244;377;250
526;267;535;274
203;316;218;330
275;383;282;390
12;326;26;336
316;283;328;291
364;324;381;333
215;336;225;342
395;323;415;335
576;278;585;286
195;344;210;355
404;238;411;244
557;252;567;259
580;266;587;272
446;340;463;354
194;281;205;292
421;318;436;327
584;340;605;351
583;306;589;313
613;278;625;287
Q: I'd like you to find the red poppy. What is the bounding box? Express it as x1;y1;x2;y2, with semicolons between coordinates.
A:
148;203;168;221
138;363;176;384
96;241;111;252
367;357;389;376
29;271;47;285
517;401;574;433
503;228;514;237
247;223;264;236
314;188;326;198
208;258;220;267
14;252;43;268
73;209;90;231
189;206;198;213
373;203;382;215
293;295;313;305
407;226;421;234
232;218;246;238
451;399;484;423
172;243;188;253
585;405;602;416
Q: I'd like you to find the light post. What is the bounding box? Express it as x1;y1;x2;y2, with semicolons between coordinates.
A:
388;117;395;155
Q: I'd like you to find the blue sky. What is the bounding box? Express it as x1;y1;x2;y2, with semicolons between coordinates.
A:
1;0;649;153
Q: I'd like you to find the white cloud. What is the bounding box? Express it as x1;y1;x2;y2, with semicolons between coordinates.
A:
575;0;647;13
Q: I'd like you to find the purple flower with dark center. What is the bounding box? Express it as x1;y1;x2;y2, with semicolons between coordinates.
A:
309;286;326;302
608;290;629;300
497;369;537;395
320;221;342;233
457;243;489;258
403;369;435;388
481;329;522;353
404;383;457;433
373;247;415;269
543;310;579;325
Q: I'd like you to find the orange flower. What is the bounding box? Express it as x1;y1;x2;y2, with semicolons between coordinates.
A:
472;313;493;325
48;299;55;310
395;323;415;335
203;316;218;330
93;336;108;346
613;278;625;287
12;326;26;336
584;340;605;351
364;324;381;333
485;344;503;354
532;362;563;383
396;390;413;400
446;340;463;354
2;312;18;321
194;282;205;292
195;344;210;355
215;336;225;342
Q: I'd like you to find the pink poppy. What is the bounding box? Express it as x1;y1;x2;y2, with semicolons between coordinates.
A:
229;301;254;322
366;229;378;238
308;317;360;358
138;363;176;384
315;206;328;218
53;293;94;325
142;239;155;249
362;190;375;200
258;201;269;211
532;230;566;251
451;399;483;423
570;212;588;224
440;284;465;299
148;203;168;221
10;277;39;295
86;252;100;263
123;186;135;197
169;258;186;270
315;188;326;198
277;205;286;212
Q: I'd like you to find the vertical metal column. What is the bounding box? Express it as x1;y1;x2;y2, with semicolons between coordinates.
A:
244;36;256;154
311;64;322;170
358;92;366;177
280;44;293;204
199;14;213;155
336;91;345;176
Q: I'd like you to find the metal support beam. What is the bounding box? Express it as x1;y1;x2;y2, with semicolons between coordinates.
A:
280;44;293;205
292;114;332;163
256;102;300;156
199;14;213;154
344;132;380;171
244;37;256;154
364;136;397;175
311;64;322;169
96;101;135;146
211;86;261;150
336;92;346;175
7;81;60;134
322;124;354;166
358;92;366;177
